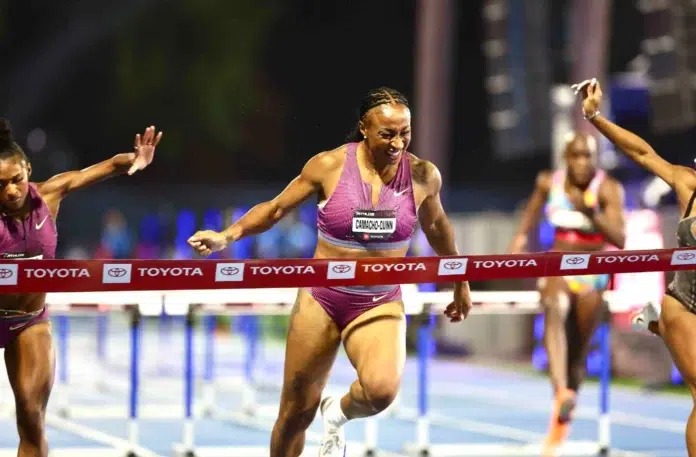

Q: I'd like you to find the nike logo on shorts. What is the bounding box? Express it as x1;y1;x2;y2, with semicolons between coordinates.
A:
372;294;388;302
9;321;30;331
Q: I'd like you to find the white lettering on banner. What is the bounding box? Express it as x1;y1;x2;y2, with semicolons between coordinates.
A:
137;267;203;277
362;263;426;273
26;268;90;279
596;254;659;264
473;259;538;268
250;266;316;275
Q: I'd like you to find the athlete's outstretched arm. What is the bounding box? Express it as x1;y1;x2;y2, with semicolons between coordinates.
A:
508;171;552;253
574;79;679;188
417;161;472;321
38;126;161;198
188;152;330;256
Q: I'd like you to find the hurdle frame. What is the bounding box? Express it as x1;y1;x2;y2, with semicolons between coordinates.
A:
17;288;628;457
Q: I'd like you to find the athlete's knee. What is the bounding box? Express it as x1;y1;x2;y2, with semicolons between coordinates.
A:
359;372;400;412
15;396;46;444
276;373;322;432
543;291;570;322
276;402;319;434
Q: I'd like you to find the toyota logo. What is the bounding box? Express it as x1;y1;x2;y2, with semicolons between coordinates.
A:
220;267;239;276
565;257;585;265
332;265;351;273
108;268;128;277
444;261;462;270
678;253;696;261
0;269;13;279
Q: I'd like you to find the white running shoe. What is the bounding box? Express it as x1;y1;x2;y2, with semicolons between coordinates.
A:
631;302;659;332
318;397;346;457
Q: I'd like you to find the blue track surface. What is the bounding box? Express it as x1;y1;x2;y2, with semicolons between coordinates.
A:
0;319;689;457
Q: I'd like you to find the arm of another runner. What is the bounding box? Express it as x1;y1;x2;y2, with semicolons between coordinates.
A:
592;178;626;249
38;126;161;199
417;161;472;321
508;170;552;254
188;152;329;256
574;78;680;187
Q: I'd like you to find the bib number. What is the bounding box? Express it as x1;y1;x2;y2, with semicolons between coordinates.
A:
351;210;396;241
0;252;43;260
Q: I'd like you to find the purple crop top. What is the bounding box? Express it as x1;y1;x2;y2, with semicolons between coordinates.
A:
0;183;57;260
317;143;417;250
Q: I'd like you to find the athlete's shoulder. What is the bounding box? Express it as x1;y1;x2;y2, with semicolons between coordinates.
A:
407;153;439;187
673;165;696;190
598;172;624;193
601;171;622;185
302;146;347;181
534;169;554;192
310;146;348;168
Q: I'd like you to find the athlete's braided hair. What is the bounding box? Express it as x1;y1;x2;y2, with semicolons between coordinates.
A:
0;119;28;162
346;87;410;142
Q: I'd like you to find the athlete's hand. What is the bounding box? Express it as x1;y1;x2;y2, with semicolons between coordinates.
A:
571;78;602;119
187;230;229;257
128;125;163;175
444;282;472;322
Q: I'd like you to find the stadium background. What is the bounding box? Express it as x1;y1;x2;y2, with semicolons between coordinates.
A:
1;0;692;389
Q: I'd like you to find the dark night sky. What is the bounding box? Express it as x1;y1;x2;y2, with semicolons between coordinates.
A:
0;0;673;192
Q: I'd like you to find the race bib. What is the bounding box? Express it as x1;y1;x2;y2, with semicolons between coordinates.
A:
352;210;396;241
0;252;43;260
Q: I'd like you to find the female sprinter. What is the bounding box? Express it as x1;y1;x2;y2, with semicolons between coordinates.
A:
0;120;161;456
575;77;696;456
188;87;471;457
509;129;626;455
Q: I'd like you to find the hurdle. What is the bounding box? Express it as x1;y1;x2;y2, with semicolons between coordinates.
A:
29;287;631;457
3;247;679;456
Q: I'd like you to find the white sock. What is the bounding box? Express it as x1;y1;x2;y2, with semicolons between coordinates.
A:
323;397;348;428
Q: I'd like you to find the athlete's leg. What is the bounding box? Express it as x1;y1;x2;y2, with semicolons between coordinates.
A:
658;294;696;456
318;301;405;455
539;277;577;456
316;291;405;456
566;286;606;393
539;277;571;393
270;289;341;457
339;301;406;418
5;321;55;457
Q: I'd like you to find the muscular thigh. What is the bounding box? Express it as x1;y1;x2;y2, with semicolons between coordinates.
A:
342;301;406;382
4;321;55;406
280;289;341;402
659;294;696;388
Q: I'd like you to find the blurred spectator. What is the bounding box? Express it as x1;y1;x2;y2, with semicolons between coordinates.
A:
280;211;315;258
256;224;282;258
99;209;133;259
135;214;163;259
